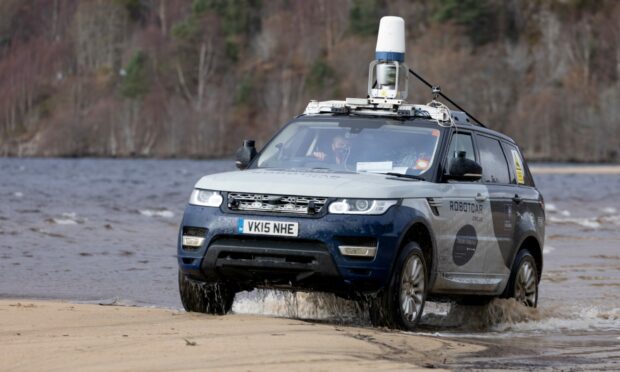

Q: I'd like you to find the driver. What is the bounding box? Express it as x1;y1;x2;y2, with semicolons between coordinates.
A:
312;135;350;165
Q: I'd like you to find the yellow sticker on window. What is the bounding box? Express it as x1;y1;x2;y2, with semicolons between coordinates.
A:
511;149;525;184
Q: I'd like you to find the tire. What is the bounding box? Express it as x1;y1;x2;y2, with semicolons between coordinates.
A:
504;249;539;307
368;242;428;330
178;270;235;314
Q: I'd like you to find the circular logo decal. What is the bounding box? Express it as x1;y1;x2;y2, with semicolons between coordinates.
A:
452;224;478;266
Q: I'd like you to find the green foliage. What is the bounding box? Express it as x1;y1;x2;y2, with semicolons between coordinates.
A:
113;0;149;22
191;0;210;16
37;94;53;119
188;0;262;36
0;35;10;48
235;74;253;105
218;1;261;62
433;0;497;46
306;57;336;93
225;37;239;63
349;0;384;36
172;0;261;62
171;0;212;42
171;17;200;41
121;51;149;99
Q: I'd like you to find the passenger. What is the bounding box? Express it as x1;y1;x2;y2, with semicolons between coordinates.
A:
312;135;351;165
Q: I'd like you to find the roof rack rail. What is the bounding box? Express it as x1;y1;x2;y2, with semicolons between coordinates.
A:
303;98;475;125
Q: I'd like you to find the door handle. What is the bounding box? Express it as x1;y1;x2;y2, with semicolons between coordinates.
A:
475;193;487;202
513;194;522;204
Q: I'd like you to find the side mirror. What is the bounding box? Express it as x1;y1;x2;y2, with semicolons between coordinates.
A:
446;151;482;181
235;140;257;170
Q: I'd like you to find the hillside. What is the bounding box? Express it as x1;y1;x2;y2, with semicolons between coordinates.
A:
1;0;619;161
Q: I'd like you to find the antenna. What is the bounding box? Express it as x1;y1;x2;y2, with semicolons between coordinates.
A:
407;68;486;127
432;86;441;100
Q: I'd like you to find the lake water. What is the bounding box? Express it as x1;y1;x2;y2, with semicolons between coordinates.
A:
1;158;619;369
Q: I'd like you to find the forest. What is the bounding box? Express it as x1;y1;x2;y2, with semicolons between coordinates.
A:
0;0;619;161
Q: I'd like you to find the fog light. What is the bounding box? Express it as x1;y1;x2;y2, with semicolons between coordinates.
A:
182;236;205;247
339;245;377;258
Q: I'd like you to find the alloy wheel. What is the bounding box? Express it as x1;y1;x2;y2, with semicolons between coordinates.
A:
399;254;426;322
515;260;537;307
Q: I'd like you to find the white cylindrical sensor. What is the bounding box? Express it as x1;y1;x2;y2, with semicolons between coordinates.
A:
375;16;405;62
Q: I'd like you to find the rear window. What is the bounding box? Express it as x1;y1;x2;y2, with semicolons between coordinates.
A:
502;142;534;186
476;135;510;184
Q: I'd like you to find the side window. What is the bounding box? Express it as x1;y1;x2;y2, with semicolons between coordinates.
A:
476;135;510;184
503;142;533;186
447;132;476;162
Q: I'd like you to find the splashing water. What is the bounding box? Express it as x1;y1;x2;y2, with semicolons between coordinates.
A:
421;298;620;336
493;305;620;333
420;299;542;331
233;291;620;336
232;289;367;323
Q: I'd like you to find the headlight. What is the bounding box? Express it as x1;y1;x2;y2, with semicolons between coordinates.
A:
328;199;398;215
189;189;223;207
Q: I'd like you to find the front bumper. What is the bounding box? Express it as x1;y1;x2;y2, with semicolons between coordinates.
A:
177;204;418;296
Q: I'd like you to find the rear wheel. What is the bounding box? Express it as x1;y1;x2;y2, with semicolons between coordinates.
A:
505;249;538;307
368;242;427;330
178;270;235;314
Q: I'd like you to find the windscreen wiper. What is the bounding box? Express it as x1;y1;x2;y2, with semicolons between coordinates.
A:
383;172;425;181
309;167;356;174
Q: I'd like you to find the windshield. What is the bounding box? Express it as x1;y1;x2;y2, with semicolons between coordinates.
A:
255;118;442;176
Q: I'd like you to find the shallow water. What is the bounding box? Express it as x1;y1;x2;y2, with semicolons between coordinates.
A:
1;158;619;369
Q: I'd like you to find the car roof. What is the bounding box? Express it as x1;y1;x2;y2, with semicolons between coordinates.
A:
296;113;517;145
458;124;517;145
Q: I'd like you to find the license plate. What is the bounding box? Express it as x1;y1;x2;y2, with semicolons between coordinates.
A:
237;219;298;237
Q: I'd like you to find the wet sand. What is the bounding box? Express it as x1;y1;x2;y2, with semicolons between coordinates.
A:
0;300;482;371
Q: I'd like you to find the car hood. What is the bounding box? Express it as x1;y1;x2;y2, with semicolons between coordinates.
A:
194;168;441;199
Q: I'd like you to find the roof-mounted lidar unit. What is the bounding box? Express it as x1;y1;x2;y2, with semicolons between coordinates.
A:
368;16;409;101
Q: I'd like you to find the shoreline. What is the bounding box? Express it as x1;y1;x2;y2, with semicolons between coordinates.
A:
529;165;620;174
0;299;483;371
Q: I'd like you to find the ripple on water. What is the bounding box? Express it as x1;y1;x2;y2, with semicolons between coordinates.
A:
138;209;175;218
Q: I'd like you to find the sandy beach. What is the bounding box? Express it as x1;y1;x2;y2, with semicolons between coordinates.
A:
0;300;483;371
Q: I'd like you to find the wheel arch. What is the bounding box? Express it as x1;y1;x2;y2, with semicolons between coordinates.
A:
514;235;543;282
393;217;437;287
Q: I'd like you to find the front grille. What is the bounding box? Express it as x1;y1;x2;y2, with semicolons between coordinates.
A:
218;251;316;265
227;192;328;215
211;236;329;252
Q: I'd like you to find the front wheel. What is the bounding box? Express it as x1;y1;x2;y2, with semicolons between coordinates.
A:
504;249;539;307
368;242;428;330
178;271;235;314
